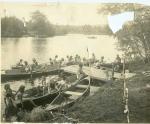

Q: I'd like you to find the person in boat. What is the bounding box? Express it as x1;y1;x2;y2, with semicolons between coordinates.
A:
15;85;25;109
32;58;38;66
77;63;86;80
49;58;53;65
74;54;78;63
24;61;31;72
100;56;105;64
4;84;17;120
17;59;24;67
69;56;74;64
53;55;58;64
66;55;70;64
57;75;69;90
59;58;65;67
82;57;87;66
94;60;100;68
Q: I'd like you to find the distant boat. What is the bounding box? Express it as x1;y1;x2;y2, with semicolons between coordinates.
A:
87;36;97;39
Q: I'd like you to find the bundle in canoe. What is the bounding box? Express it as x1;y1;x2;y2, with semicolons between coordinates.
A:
45;77;90;112
1;64;61;82
15;72;83;111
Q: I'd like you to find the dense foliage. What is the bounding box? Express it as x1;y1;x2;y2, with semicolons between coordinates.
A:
26;11;55;37
1;17;25;37
1;10;112;37
98;3;150;63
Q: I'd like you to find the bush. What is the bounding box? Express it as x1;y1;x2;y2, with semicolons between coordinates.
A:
23;106;53;122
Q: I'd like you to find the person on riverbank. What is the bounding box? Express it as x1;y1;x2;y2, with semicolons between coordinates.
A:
77;63;86;80
115;54;121;64
4;84;17;120
91;53;96;63
114;54;122;72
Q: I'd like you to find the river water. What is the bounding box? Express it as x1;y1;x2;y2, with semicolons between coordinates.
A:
1;34;119;70
1;34;119;118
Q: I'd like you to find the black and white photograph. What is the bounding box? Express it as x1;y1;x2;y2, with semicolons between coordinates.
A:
1;1;150;123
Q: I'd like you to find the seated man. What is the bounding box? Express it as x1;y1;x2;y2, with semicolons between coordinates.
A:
16;59;24;68
24;61;31;72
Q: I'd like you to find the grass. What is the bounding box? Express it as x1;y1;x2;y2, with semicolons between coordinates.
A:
66;71;150;123
22;106;53;122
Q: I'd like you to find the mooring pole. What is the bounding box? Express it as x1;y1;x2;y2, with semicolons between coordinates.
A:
123;54;130;123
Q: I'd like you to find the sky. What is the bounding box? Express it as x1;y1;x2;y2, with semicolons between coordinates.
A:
1;3;108;25
1;1;149;30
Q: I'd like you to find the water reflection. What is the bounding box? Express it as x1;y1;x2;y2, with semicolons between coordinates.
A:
32;38;48;61
1;34;119;69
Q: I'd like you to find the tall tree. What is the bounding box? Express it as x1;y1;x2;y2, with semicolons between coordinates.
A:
98;3;150;63
27;11;55;37
1;16;25;37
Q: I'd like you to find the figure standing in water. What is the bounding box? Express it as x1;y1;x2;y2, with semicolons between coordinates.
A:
15;85;25;109
4;84;16;121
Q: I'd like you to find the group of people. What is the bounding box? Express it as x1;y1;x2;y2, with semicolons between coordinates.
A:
15;53;122;73
3;71;71;121
3;84;25;121
36;73;70;95
16;58;39;72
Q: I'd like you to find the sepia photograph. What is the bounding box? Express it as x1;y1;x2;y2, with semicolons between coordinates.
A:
1;1;150;123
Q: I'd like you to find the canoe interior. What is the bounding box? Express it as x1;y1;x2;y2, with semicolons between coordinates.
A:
16;72;78;111
45;78;90;111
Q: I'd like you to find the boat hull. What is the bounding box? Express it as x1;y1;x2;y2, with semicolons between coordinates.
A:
45;77;90;112
16;91;59;111
1;69;61;82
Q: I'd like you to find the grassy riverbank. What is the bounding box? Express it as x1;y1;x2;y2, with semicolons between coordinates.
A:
66;64;150;123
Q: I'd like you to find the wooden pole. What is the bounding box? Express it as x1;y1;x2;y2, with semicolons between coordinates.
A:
123;54;130;123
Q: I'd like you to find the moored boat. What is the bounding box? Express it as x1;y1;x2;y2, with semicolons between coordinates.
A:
15;72;84;111
1;64;61;82
45;77;90;112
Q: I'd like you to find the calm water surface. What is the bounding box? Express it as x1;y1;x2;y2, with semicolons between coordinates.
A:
1;34;119;116
1;34;119;70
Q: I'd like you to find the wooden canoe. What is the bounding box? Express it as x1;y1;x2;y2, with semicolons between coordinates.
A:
1;64;61;82
45;77;90;112
15;73;82;111
15;87;59;111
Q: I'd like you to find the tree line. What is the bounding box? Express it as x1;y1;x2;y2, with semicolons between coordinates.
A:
98;3;150;63
1;10;112;37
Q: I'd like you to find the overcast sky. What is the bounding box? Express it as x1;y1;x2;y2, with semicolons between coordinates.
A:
1;3;108;25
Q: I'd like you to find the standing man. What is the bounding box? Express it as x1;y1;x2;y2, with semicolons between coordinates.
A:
77;63;86;80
